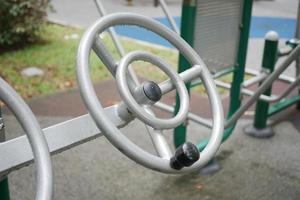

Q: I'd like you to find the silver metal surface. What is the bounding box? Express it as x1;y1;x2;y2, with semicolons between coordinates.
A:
76;13;224;173
146;127;172;159
158;64;202;94
117;51;190;129
0;106;127;177
245;68;296;84
93;0;139;84
295;0;300;77
0;77;53;200
0;118;4;142
278;46;293;57
158;0;180;34
155;102;213;128
215;80;278;102
144;108;172;159
193;0;243;73
242;72;268;88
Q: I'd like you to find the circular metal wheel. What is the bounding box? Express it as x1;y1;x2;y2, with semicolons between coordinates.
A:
77;13;224;173
0;78;53;200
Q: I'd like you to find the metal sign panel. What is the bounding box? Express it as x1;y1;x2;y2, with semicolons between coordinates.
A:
193;0;243;73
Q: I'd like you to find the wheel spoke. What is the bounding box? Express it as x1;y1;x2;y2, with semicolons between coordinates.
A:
144;107;172;159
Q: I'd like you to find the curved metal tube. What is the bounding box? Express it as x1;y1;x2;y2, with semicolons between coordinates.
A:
77;13;224;173
0;78;53;200
117;51;189;129
158;0;180;34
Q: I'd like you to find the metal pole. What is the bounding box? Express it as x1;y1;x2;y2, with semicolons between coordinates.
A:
173;0;196;148
295;0;300;109
244;31;279;138
227;43;300;128
197;0;253;151
93;0;140;85
0;109;10;200
158;0;180;34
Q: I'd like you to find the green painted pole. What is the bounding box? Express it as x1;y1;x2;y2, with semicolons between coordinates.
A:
0;109;10;200
173;0;196;148
227;0;253;119
197;0;253;151
244;31;279;138
295;0;300;110
0;178;10;200
254;32;278;128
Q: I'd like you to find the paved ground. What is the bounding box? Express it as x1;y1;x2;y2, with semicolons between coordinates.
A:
2;78;300;200
4;116;300;200
1;0;300;199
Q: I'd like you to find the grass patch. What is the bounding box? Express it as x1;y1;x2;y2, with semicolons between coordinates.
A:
0;23;234;99
0;23;179;99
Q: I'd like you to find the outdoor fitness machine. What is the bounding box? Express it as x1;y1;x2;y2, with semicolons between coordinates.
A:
1;1;300;199
172;0;300;149
0;13;225;199
93;0;300;150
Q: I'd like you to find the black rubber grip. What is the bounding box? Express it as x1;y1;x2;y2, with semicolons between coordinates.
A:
170;142;200;170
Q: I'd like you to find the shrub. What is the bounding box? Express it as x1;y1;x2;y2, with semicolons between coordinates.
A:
0;0;51;48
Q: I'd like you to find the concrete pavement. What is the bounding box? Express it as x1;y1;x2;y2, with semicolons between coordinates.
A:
2;1;300;199
4;115;300;200
2;78;300;199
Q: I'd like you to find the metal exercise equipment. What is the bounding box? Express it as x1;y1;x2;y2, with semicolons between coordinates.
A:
0;78;53;200
1;1;300;198
0;13;225;199
77;13;224;173
172;0;300;149
92;0;300;152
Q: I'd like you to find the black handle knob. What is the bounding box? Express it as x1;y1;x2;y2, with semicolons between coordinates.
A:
143;81;162;102
170;142;200;170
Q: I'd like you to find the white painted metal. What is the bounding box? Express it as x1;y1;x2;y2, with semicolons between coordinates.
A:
76;13;224;173
0;106;128;177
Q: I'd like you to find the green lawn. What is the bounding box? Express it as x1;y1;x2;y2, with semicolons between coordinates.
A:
0;23;231;99
0;23;179;98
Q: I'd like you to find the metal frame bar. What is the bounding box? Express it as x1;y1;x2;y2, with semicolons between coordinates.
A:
192;0;254;151
245;68;296;84
0;107;10;200
0;106;127;178
295;0;300;109
157;0;180;34
252;32;279;132
173;0;197;148
93;0;139;84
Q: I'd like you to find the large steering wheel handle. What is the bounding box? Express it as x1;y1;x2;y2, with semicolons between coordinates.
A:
0;77;53;200
77;13;224;173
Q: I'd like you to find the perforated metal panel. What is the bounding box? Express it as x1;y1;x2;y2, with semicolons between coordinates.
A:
193;0;243;73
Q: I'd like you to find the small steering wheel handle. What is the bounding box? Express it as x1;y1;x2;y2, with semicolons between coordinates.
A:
116;51;189;130
77;13;224;173
0;77;53;200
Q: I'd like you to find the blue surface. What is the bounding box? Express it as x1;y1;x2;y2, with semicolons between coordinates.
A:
114;16;296;48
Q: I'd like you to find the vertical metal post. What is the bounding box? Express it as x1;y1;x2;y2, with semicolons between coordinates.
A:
158;0;180;34
244;31;279;138
93;0;140;85
197;0;253;151
295;0;300;109
173;0;196;148
0;109;10;200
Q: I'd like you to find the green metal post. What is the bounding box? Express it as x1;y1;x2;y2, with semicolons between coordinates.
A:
0;109;10;200
244;31;279;138
0;178;10;200
173;0;196;148
295;0;300;110
197;0;253;151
